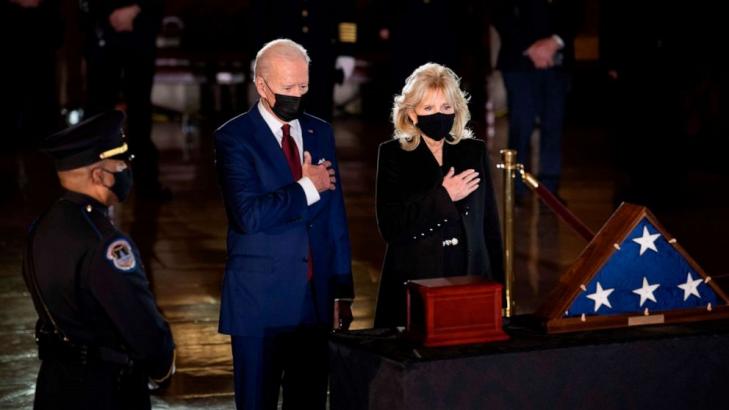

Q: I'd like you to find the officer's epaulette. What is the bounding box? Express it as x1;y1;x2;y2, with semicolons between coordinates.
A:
55;195;116;243
77;204;116;242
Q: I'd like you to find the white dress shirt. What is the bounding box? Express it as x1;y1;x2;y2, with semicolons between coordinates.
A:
257;101;320;205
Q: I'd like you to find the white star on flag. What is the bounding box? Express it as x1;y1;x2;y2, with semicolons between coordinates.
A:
632;277;660;306
678;272;702;301
632;226;661;255
587;282;615;312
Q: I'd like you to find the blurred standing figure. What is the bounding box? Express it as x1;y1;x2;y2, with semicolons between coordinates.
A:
369;0;490;137
24;111;175;410
0;0;63;149
0;0;63;200
79;0;168;199
374;63;503;328
249;0;357;121
600;0;716;206
493;0;580;198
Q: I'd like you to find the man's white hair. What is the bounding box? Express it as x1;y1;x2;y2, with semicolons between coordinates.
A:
253;39;311;79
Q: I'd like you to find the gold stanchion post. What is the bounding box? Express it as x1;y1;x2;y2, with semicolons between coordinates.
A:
497;149;517;317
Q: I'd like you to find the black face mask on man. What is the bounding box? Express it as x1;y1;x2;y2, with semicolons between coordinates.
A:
101;167;133;202
263;80;305;122
416;112;455;141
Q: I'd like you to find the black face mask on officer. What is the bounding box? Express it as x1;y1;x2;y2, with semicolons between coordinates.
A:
416;112;456;141
101;167;133;202
262;79;305;122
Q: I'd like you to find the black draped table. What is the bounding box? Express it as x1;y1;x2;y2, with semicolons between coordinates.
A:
328;319;729;409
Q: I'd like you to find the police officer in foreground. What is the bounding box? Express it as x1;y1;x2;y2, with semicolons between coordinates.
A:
22;110;175;410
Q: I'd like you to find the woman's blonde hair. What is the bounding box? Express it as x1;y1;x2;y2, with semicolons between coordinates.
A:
392;63;472;151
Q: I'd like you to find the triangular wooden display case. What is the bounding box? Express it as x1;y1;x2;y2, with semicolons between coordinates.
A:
537;203;729;333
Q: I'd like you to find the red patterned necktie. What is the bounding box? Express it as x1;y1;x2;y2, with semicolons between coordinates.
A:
281;124;302;180
281;123;313;280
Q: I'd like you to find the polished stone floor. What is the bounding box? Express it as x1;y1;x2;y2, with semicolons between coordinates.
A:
1;91;728;408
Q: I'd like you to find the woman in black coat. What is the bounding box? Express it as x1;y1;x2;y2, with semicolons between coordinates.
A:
374;63;504;328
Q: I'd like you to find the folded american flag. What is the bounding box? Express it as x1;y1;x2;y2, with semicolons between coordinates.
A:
566;218;721;317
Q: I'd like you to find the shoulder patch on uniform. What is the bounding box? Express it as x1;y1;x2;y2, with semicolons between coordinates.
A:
106;239;136;271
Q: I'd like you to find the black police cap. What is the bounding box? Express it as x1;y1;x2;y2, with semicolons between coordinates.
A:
42;110;130;171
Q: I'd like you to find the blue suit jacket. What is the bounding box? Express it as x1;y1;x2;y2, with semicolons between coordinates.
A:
215;105;353;336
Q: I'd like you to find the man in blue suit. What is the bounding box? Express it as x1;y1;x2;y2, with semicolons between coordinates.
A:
214;39;354;409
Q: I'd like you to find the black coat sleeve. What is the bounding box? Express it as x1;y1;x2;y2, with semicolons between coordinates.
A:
87;235;174;380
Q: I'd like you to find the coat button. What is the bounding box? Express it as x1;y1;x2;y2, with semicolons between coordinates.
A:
452;238;459;246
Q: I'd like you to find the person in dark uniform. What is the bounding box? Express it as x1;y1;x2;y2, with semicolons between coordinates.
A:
492;0;580;198
79;0;169;199
249;0;357;121
22;110;175;410
374;63;503;328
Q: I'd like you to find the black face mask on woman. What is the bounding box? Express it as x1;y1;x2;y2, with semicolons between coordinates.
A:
263;80;305;122
102;167;133;202
416;112;455;141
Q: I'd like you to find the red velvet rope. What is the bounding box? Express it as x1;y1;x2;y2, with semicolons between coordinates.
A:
533;184;595;242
